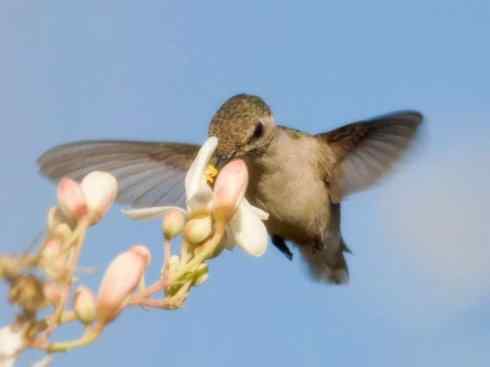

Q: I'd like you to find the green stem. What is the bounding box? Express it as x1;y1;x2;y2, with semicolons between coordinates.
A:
48;217;90;332
47;324;103;353
172;219;225;284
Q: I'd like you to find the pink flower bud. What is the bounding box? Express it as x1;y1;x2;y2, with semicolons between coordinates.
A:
212;159;249;221
74;286;96;325
162;209;185;240
80;171;118;224
41;239;63;260
96;245;151;325
41;239;66;278
57;177;88;221
43;282;63;307
51;223;73;242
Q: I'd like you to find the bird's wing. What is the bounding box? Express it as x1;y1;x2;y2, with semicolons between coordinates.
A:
316;111;423;202
38;140;199;208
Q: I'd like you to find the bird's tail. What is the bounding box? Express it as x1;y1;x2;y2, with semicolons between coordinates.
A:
300;203;350;284
300;241;349;284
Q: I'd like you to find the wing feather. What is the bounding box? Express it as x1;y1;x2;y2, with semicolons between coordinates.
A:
317;111;423;202
38;140;199;208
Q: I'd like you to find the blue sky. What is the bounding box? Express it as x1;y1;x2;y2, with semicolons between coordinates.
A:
1;1;489;366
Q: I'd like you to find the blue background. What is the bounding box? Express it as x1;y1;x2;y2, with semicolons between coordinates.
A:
1;1;489;366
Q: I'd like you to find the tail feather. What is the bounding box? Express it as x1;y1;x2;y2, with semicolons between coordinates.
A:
300;203;350;284
300;243;349;284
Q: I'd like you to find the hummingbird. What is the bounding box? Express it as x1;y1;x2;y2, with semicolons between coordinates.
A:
38;94;422;284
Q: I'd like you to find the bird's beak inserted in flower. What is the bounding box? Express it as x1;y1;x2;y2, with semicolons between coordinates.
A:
0;138;270;362
123;137;269;257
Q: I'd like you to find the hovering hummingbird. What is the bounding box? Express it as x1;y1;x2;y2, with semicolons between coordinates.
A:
38;94;422;284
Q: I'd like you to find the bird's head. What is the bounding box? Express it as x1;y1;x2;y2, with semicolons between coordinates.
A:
208;94;276;169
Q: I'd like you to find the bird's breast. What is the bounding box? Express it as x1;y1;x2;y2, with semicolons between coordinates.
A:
245;137;330;245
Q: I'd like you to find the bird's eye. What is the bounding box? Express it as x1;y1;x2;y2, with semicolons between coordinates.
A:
251;122;264;141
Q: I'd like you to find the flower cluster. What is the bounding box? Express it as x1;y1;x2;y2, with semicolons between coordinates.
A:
0;137;269;366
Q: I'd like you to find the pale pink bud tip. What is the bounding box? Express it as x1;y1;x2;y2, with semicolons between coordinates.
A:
74;286;97;325
96;245;150;324
162;209;186;240
129;245;152;266
57;177;88;220
80;171;118;224
213;159;249;220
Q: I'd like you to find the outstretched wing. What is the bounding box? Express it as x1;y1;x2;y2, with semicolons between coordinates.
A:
38;140;199;208
317;111;423;202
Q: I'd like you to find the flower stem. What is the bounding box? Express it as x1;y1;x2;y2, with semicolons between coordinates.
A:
47;324;103;353
47;217;90;333
172;218;225;284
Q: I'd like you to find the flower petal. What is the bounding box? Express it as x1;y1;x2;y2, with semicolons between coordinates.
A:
227;200;268;257
122;206;185;220
242;199;269;221
185;137;217;207
212;159;249;221
80;171;118;224
221;226;237;250
0;324;26;365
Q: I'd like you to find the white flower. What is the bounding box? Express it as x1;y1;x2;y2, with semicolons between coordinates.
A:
123;137;269;256
0;324;26;367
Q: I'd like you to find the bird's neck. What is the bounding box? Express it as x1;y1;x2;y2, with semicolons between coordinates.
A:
245;127;283;172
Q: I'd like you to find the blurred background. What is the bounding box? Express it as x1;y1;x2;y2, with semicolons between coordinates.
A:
1;1;489;366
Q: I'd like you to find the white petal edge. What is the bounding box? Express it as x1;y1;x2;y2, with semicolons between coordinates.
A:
122;206;185;220
0;325;25;366
242;199;269;221
228;201;268;257
185;137;217;202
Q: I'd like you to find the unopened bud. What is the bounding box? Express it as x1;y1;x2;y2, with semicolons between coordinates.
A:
41;239;62;260
57;177;88;221
47;207;69;232
43;282;63;307
80;171;118;225
212;159;248;221
162;209;185;240
51;223;73;242
74;286;96;325
184;215;212;245
96;245;151;325
40;239;66;279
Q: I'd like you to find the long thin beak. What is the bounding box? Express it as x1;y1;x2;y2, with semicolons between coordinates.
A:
211;153;233;170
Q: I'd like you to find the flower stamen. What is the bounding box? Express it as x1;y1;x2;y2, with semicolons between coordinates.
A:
205;164;219;185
